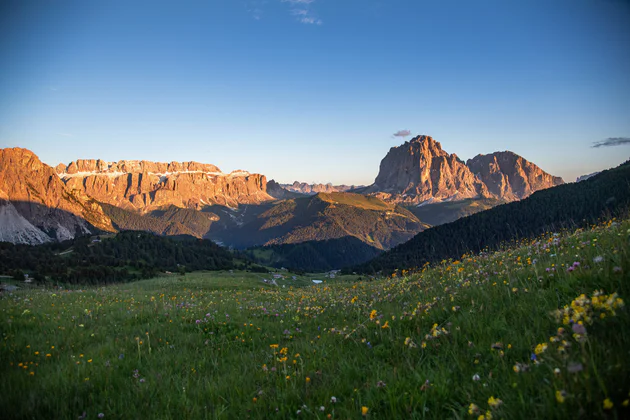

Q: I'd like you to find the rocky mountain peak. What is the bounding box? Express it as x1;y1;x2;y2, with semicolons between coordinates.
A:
368;136;563;204
466;151;564;201
0;147;114;244
368;136;488;204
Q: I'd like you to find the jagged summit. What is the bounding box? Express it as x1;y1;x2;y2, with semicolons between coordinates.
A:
467;151;564;201
367;136;563;204
367;135;489;204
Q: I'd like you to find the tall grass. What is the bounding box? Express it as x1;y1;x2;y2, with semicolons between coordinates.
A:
1;220;629;419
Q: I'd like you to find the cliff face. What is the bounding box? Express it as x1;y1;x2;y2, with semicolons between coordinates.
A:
368;135;563;204
368;136;489;204
281;182;359;195
0;148;114;244
57;159;274;211
466;151;564;201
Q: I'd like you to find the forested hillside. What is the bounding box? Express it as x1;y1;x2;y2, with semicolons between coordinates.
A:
353;161;630;274
244;236;382;272
0;231;236;284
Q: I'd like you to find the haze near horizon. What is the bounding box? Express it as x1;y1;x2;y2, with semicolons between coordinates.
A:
1;0;629;184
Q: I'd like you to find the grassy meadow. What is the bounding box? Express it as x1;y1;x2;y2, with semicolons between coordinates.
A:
1;220;629;419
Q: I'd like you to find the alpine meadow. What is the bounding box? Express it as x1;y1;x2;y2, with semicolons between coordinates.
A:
2;1;630;419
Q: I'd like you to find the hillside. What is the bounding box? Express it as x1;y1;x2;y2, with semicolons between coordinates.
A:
407;197;503;226
354;160;630;273
210;192;429;250
0;231;237;284
102;204;220;238
244;236;382;272
1;219;628;418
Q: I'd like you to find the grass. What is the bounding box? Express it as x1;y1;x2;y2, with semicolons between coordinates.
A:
317;192;392;211
1;219;629;419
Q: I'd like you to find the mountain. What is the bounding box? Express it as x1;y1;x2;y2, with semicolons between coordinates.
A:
266;180;304;200
366;135;489;204
209;192;430;249
466;151;564;201
280;181;362;195
366;135;563;204
576;172;600;182
0;148;114;244
353;160;630;274
57;158;273;211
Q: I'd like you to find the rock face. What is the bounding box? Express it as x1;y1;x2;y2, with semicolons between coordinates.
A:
368;135;563;204
0;148;114;244
367;136;489;204
281;181;360;195
57;159;274;211
467;151;564;201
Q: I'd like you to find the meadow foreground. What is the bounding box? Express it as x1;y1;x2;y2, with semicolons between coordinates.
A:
1;220;629;419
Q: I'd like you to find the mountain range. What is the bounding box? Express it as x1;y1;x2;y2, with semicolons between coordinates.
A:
0;135;566;261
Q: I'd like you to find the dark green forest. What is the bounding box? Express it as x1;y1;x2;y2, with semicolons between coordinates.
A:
0;231;236;285
244;236;382;272
352;160;630;274
102;204;218;238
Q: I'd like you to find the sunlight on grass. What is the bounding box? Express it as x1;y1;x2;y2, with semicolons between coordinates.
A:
1;219;629;419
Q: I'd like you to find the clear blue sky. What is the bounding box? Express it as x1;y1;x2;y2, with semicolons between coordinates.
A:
1;0;629;185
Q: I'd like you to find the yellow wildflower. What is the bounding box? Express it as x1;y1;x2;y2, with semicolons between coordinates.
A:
555;390;565;403
487;396;502;408
361;406;369;416
603;398;613;410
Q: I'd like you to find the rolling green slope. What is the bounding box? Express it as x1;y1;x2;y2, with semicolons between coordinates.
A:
210;192;429;250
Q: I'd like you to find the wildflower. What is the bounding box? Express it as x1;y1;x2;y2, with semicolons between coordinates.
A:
305;377;310;383
603;398;613;410
361;406;369;416
369;310;377;320
381;321;389;329
593;256;603;263
330;396;337;403
622;400;629;407
534;343;548;355
472;374;480;381
556;390;566;403
98;414;105;419
376;380;386;388
269;344;279;349
319;406;325;411
487;396;502;408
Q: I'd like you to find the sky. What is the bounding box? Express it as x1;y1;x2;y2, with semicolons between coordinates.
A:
1;0;629;185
